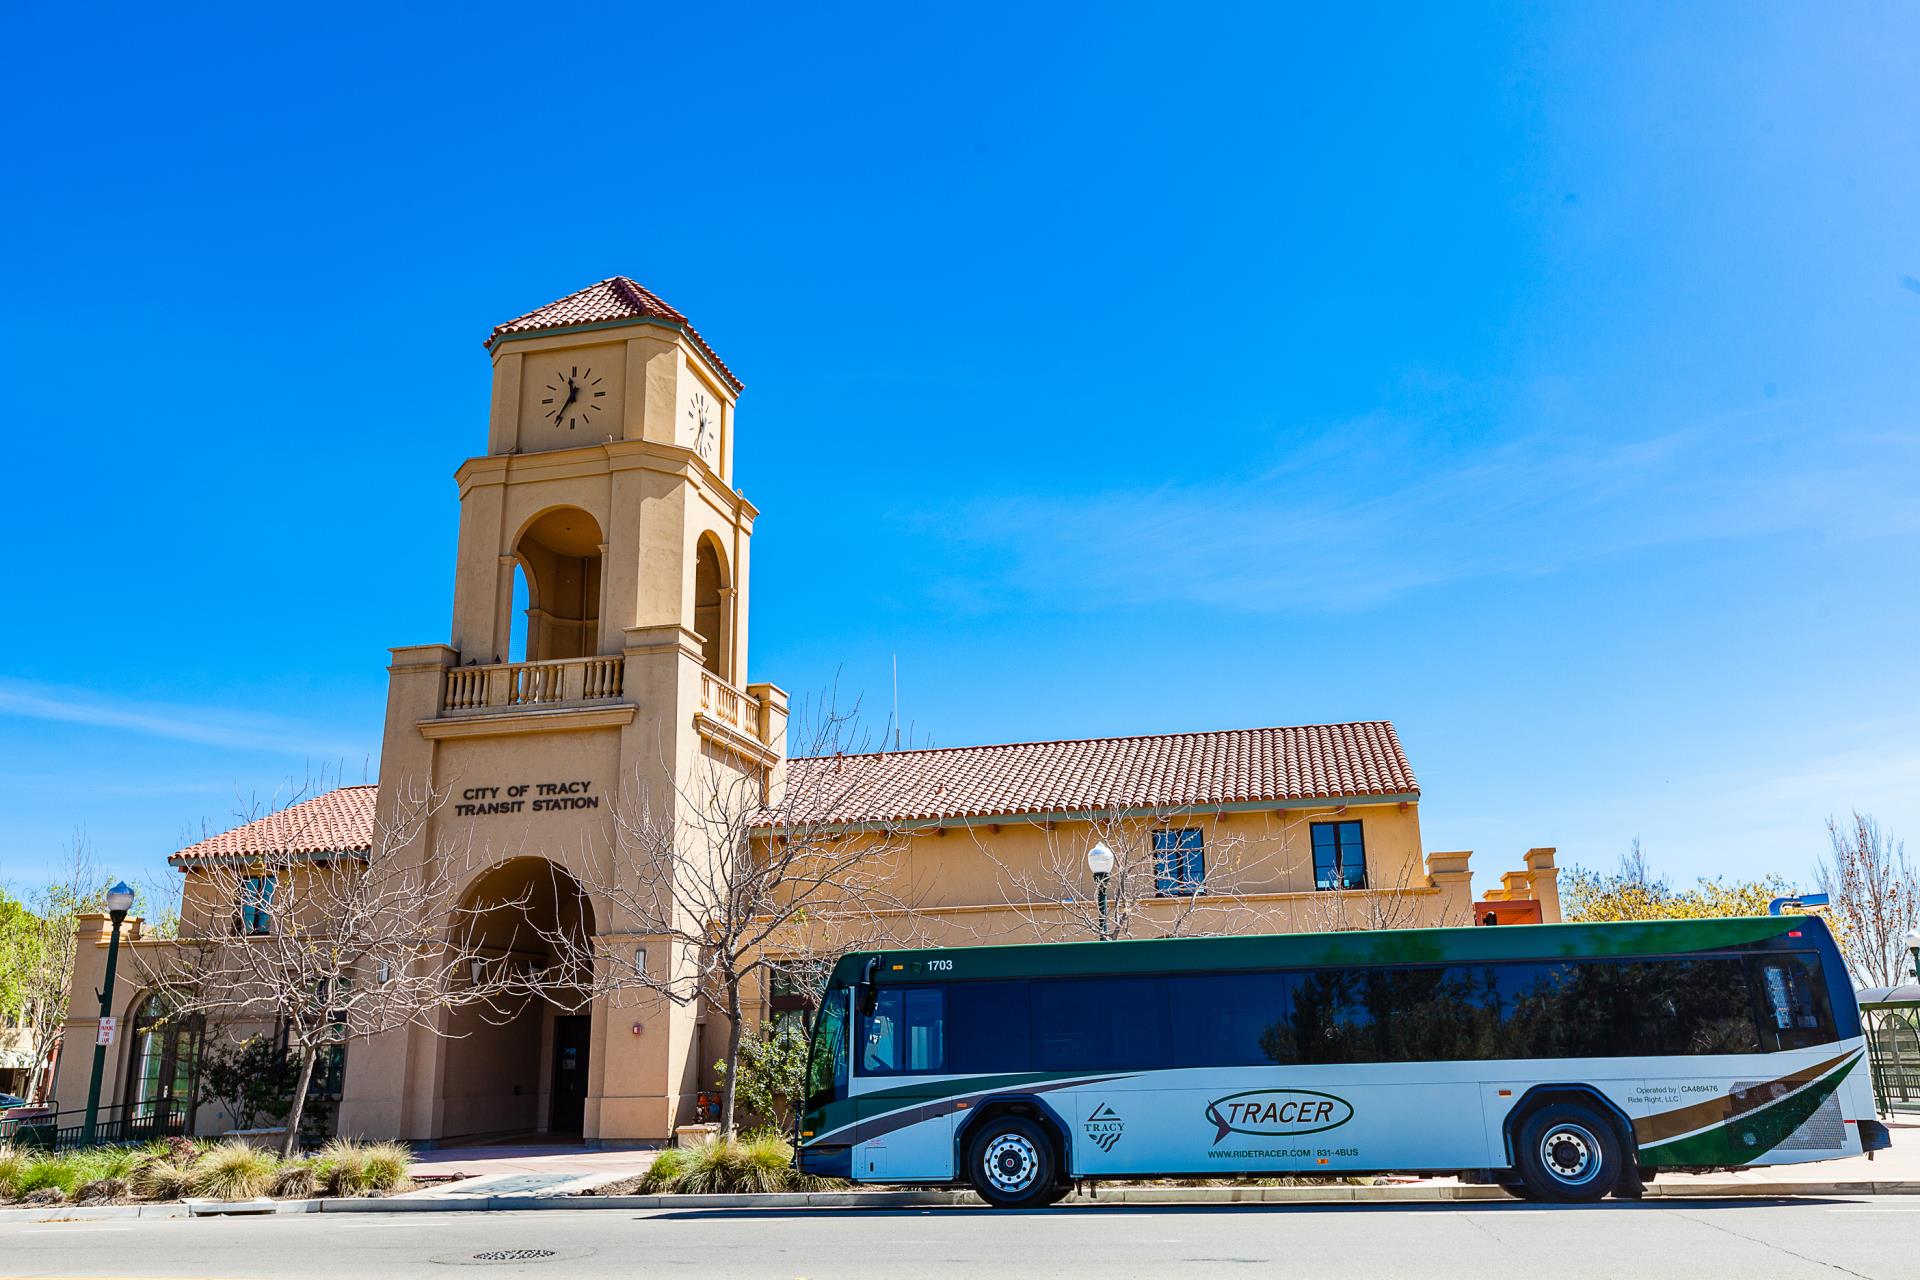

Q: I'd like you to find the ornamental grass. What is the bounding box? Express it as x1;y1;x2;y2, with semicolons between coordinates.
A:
0;1134;413;1205
639;1131;831;1195
313;1138;414;1196
190;1142;280;1200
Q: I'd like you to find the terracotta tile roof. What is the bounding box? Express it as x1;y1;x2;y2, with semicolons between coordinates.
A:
486;276;744;392
772;721;1418;828
169;785;378;866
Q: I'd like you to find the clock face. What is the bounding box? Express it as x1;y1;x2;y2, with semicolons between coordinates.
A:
687;390;718;463
538;364;609;432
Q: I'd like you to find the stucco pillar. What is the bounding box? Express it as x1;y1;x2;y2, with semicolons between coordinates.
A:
1524;847;1561;922
717;586;737;682
1423;850;1473;926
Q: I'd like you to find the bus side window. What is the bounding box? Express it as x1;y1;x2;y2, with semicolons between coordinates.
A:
858;987;946;1075
1750;954;1834;1052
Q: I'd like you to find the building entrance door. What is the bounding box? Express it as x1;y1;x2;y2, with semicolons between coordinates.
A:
549;1016;590;1135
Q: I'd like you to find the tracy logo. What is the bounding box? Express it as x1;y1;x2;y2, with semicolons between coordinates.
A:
1084;1102;1125;1153
1205;1089;1353;1145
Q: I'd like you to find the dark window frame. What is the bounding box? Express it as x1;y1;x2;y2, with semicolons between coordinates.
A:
1311;820;1367;891
236;874;276;936
1152;827;1206;896
855;985;947;1077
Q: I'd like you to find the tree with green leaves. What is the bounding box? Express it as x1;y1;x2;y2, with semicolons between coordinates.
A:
0;844;133;1103
1561;839;1795;923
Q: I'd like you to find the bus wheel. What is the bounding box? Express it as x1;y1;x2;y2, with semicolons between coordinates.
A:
967;1116;1059;1209
1514;1103;1623;1203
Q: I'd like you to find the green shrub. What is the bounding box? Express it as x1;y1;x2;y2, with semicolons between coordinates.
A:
713;1026;809;1130
67;1146;144;1186
14;1154;85;1198
190;1142;278;1200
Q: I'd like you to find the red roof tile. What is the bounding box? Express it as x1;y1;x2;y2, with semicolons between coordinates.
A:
773;722;1418;827
169;785;378;866
162;725;1415;859
486;276;743;392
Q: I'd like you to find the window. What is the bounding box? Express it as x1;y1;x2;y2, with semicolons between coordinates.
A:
1751;954;1834;1052
947;981;1032;1074
1030;978;1169;1071
237;875;275;936
1168;972;1291;1067
768;964;814;1041
1153;829;1206;895
803;991;848;1113
1311;821;1367;890
857;986;945;1075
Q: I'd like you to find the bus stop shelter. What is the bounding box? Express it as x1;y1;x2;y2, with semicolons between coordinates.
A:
1857;981;1920;1115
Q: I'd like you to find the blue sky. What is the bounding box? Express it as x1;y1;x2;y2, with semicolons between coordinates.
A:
2;3;1916;896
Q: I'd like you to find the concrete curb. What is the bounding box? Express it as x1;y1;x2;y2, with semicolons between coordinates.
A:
4;1179;1917;1223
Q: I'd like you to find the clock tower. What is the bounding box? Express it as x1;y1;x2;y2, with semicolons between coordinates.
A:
345;277;788;1146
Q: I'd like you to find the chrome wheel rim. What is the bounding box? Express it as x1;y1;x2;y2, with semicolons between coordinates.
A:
1539;1122;1601;1186
983;1133;1040;1194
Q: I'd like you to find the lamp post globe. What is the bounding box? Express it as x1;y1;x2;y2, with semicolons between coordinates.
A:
1086;843;1115;940
105;881;135;918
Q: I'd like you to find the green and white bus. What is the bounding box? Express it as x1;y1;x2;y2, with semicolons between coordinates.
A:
796;916;1888;1207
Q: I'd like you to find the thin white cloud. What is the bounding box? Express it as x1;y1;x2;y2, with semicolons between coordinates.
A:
921;401;1920;614
0;678;365;758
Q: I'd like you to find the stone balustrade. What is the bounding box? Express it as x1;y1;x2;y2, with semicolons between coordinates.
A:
442;655;626;714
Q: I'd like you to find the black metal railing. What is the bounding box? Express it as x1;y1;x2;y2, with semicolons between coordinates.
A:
0;1099;189;1152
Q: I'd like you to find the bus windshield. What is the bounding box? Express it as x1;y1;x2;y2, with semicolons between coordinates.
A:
804;984;849;1114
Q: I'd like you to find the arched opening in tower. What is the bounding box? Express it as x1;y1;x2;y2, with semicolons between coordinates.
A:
514;508;604;661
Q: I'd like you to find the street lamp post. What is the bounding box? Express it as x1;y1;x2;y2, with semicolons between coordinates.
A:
1086;843;1115;940
83;881;136;1145
1905;928;1920;984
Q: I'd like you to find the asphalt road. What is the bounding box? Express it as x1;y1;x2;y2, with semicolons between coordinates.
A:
3;1197;1917;1279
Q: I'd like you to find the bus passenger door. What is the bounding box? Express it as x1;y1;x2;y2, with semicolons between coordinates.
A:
851;986;956;1181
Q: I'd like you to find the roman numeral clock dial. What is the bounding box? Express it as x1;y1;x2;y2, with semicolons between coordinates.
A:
687;390;717;464
539;366;607;431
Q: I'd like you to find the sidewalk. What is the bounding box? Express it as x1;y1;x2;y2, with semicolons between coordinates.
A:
404;1141;659;1199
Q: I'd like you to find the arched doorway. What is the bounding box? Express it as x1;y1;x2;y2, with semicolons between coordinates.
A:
437;858;595;1140
514;508;604;661
693;534;729;677
122;992;202;1134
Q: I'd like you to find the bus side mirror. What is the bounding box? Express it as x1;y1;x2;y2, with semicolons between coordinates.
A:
855;955;881;1017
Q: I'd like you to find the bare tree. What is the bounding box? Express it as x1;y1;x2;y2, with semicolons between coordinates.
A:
976;806;1289;942
1816;811;1918;987
132;780;529;1157
1299;843;1470;933
534;699;926;1136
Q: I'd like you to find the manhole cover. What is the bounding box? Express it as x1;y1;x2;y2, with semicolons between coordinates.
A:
431;1246;593;1267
